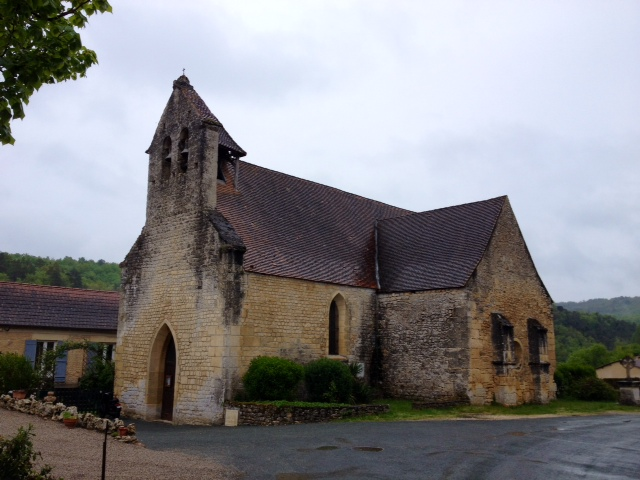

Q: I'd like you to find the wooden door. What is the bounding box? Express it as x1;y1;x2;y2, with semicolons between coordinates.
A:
161;337;176;421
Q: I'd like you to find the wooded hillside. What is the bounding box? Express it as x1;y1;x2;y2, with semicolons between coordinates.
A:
554;306;640;363
0;252;120;291
557;297;640;323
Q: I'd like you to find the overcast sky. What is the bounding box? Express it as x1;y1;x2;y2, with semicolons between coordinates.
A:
1;1;639;302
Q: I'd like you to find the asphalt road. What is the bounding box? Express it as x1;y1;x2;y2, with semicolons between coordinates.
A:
134;414;640;480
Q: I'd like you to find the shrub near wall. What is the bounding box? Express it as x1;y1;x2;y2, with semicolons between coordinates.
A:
0;353;39;394
555;363;617;401
242;356;304;401
304;358;354;403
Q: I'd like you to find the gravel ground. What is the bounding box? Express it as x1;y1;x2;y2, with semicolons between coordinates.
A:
0;409;241;480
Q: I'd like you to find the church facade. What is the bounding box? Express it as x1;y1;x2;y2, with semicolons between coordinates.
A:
114;76;556;424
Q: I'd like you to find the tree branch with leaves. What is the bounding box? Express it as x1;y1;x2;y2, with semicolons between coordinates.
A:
0;0;112;145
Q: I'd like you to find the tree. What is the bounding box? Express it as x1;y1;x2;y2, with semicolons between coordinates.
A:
0;0;112;145
566;343;612;369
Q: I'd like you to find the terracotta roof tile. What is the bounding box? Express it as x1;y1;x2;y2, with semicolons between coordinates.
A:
216;161;411;288
377;196;506;292
0;282;118;331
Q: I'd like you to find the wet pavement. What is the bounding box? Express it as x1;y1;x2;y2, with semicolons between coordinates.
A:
133;414;640;479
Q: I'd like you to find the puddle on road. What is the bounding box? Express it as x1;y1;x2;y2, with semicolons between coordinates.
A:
353;446;383;452
507;431;527;437
277;467;360;479
316;445;339;450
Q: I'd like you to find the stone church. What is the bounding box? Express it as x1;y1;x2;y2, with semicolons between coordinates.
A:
114;76;556;425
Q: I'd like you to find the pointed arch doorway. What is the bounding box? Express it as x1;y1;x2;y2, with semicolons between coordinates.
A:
148;325;177;421
161;336;176;420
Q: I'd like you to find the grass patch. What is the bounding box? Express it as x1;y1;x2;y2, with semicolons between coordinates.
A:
339;398;640;422
235;400;351;408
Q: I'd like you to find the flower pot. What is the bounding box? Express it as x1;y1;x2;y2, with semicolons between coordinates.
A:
12;390;27;400
63;418;77;429
119;426;129;437
44;391;57;403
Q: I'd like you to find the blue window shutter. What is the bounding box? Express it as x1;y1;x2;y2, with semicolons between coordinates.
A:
25;341;37;367
54;351;68;383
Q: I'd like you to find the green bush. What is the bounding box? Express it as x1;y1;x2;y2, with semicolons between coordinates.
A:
0;425;62;480
304;358;353;403
242;356;304;401
554;363;616;400
79;356;115;392
0;353;39;394
573;377;618;401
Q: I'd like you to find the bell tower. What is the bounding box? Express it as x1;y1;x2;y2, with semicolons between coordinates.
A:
116;76;246;424
144;75;245;225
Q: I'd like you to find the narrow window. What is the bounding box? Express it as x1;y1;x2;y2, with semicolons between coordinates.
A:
492;313;515;374
161;137;172;181
329;300;339;355
218;149;231;183
528;318;549;371
35;340;57;369
178;128;189;173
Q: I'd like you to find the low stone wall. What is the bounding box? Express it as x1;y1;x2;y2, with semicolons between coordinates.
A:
225;402;389;426
0;394;136;441
412;400;469;409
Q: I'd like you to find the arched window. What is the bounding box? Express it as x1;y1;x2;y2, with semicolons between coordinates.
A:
161;137;172;181
329;299;339;355
178;128;189;173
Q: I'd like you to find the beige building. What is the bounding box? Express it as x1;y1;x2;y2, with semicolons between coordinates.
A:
0;282;118;387
115;76;556;425
597;357;640;381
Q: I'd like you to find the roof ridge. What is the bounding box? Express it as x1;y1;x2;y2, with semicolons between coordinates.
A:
0;281;119;296
238;160;415;214
378;195;507;224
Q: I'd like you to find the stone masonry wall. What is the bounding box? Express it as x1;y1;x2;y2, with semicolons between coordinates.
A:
378;290;471;403
377;198;555;407
466;198;556;406
116;212;236;425
239;273;377;381
226;402;389;426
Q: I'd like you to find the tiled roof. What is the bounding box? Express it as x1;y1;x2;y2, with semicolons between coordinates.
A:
0;282;118;331
376;196;506;292
216;161;411;288
173;76;246;157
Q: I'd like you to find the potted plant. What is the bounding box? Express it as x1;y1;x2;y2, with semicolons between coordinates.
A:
62;411;78;429
118;425;129;437
0;352;39;399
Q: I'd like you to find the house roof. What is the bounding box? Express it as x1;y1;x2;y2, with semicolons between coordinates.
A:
597;356;640;370
173;75;246;157
216;159;507;291
377;196;506;292
0;282;118;331
216;161;411;288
